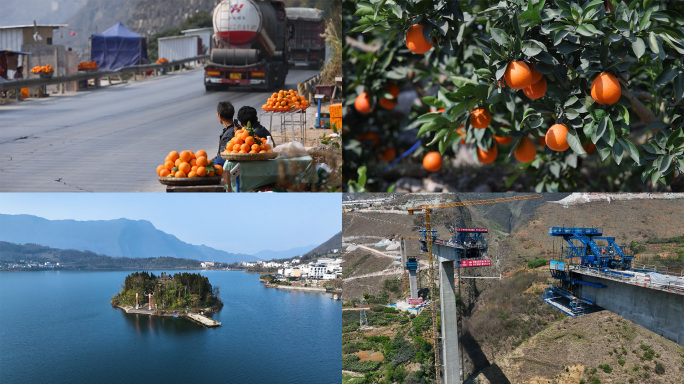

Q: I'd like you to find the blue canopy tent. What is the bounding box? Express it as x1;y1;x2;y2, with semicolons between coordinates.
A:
91;22;148;70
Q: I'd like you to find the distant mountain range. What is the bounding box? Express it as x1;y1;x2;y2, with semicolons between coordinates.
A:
0;214;259;264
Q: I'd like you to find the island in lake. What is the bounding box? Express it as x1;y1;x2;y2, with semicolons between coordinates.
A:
111;271;223;327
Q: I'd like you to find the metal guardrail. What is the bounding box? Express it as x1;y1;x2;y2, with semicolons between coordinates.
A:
0;55;209;92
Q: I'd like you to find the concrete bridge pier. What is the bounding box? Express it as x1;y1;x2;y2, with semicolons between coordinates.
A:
438;257;461;384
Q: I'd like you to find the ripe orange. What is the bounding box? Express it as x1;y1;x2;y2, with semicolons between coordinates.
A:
241;143;251;152
457;126;467;145
175;170;187;178
187;171;197;178
470;108;491;129
196;150;207;159
477;144;498;164
164;161;174;171
189;158;197;167
545;124;570;151
196;156;209;167
251;144;260;152
167;151;180;162
179;162;191;174
197;166;208;177
493;135;513;145
379;83;400;110
191;165;198;173
381;147;397;162
174;158;182;167
179;151;192;163
523;77;547;100
423;151;442;172
245;136;255;146
156;165;164;175
514;137;537;163
216;167;224;176
591;72;621;105
159;169;170;177
528;63;543;84
356;132;380;147
583;142;596;155
406;24;433;54
504;61;533;89
355;92;372;114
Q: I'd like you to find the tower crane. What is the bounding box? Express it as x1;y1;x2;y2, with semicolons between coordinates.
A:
407;194;542;384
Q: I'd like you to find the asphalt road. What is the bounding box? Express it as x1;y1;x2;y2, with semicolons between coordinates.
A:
0;68;320;192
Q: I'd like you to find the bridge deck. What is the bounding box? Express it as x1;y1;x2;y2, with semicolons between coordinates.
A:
570;266;684;295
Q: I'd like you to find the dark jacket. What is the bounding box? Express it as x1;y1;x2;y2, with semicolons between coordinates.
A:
214;124;235;167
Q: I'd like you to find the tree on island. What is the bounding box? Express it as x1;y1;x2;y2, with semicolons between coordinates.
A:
112;271;222;311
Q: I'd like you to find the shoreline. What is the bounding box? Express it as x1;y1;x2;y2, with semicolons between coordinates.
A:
114;303;222;327
263;283;328;293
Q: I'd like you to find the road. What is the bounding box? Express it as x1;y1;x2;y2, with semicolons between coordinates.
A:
0;68;319;192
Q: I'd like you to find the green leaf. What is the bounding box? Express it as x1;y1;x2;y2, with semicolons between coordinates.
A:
650;168;661;185
639;7;653;31
416;112;444;124
522;40;547;57
427;129;448;146
421;96;446;108
549;162;561;178
357;166;367;188
582;24;603;36
475;68;492;77
512;11;522;39
612;140;624;165
417;121;441;137
490;28;510;47
594;116;608;142
582;0;604;15
644;121;669;131
632;37;646;58
354;7;375;17
616;138;640;164
658;155;674;175
641;143;662;155
576;25;594;37
566;130;586;154
565;108;580;120
654;67;677;90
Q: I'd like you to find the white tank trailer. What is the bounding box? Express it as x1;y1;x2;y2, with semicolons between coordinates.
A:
204;0;289;91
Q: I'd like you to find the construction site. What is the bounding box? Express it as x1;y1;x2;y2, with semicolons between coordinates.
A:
341;193;684;384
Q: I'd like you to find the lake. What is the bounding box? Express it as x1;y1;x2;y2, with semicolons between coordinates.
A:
0;270;341;383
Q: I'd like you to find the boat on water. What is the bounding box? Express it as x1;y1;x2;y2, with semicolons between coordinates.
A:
332;294;339;300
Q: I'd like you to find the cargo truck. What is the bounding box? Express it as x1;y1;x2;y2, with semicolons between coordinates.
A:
285;7;326;69
204;0;289;91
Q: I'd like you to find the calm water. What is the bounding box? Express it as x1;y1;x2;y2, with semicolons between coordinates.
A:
0;270;341;383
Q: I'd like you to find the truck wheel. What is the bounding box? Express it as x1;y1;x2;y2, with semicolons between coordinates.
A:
205;84;217;92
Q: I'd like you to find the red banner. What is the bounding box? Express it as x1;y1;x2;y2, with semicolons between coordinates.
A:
457;228;488;233
461;259;492;267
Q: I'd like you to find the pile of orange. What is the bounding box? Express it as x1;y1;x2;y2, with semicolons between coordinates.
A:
262;89;309;112
156;58;169;64
77;61;98;70
156;150;223;178
30;65;54;74
224;128;274;154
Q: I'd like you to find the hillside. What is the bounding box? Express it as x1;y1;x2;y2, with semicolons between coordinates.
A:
0;214;257;264
0;241;202;270
342;194;684;383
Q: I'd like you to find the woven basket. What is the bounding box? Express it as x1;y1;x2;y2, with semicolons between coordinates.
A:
220;152;278;161
158;176;222;186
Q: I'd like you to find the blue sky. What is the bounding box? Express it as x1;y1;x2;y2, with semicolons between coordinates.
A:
0;193;341;255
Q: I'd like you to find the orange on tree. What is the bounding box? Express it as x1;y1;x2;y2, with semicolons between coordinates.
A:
528;63;543;84
523;77;547;100
355;91;373;114
379;83;400;110
422;151;442;172
477;144;498;164
381;147;397;162
591;72;621;105
470;108;491;129
583;143;597;155
514;137;537;163
406;24;433;54
356;132;380;147
456;126;468;144
504;61;533;89
545;124;570;152
493;135;513;145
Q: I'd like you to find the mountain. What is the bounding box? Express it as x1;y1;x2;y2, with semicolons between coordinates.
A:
300;231;342;259
0;241;202;270
0;214;257;264
253;244;318;260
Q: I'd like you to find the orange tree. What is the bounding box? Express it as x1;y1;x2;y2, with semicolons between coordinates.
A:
343;0;684;192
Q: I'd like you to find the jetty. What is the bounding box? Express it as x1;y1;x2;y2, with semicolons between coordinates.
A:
186;312;221;327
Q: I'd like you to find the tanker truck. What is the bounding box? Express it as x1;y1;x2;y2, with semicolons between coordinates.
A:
204;0;289;91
